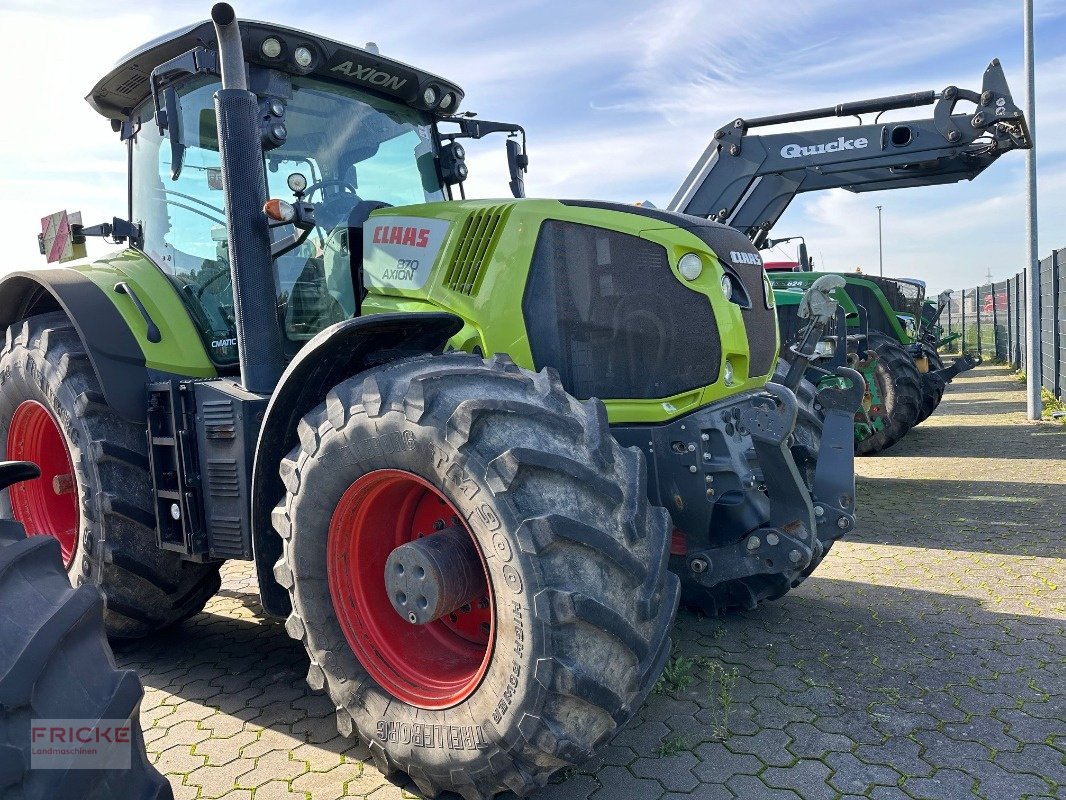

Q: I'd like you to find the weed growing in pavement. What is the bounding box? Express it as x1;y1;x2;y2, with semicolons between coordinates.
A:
701;660;739;741
655;734;690;757
654;653;696;694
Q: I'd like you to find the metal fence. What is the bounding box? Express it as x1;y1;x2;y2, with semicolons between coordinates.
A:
942;247;1065;399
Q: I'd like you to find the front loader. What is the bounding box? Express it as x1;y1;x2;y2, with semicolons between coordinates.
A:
669;60;1027;453
0;5;858;797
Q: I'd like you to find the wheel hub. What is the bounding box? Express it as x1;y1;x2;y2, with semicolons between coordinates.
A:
384;526;484;625
5;400;79;566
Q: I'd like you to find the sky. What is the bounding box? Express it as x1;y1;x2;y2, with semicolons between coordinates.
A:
0;0;1063;294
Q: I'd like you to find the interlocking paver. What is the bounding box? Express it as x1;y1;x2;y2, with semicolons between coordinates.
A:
121;365;1064;799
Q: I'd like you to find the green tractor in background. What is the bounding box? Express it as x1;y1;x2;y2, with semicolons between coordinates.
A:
0;5;861;797
769;271;980;454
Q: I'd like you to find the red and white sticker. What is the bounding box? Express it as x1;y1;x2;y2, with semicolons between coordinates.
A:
363;216;451;291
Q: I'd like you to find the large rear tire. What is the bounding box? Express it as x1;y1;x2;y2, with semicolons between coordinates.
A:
854;333;922;456
273;353;678;799
0;313;220;639
0;528;172;799
673;359;827;617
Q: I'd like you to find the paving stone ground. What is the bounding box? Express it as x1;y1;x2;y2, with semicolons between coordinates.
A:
116;365;1066;800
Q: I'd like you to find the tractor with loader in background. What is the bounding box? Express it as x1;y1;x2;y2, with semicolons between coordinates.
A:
668;61;1028;454
0;5;861;797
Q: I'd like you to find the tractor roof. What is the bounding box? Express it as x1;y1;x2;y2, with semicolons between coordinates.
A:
86;17;464;121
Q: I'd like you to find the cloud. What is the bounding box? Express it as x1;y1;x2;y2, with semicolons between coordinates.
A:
0;0;1061;289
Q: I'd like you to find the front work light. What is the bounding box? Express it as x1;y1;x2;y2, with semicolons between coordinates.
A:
678;253;702;281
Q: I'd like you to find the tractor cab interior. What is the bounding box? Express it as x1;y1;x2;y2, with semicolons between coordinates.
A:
130;71;445;366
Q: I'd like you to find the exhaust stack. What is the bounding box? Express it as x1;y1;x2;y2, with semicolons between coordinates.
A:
211;2;286;393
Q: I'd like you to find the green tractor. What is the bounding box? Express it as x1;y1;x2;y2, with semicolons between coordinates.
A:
769;271;980;453
0;5;860;796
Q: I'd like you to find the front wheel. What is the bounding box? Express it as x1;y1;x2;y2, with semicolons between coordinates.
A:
854;333;923;456
273;353;677;799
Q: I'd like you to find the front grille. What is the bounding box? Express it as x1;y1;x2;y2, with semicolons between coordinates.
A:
523;221;720;400
443;206;507;295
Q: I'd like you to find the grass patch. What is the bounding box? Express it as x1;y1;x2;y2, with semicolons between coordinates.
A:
1041;387;1066;423
654;653;696;695
655;734;690;757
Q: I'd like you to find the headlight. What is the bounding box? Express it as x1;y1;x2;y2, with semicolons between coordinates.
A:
720;273;733;301
423;86;439;106
293;46;314;69
678;253;702;281
723;358;735;385
261;38;283;59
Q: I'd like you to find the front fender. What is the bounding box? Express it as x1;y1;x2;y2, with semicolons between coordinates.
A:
250;311;464;616
0;270;150;423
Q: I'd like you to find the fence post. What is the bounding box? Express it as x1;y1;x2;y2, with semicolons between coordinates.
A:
961;290;967;353
976;285;983;357
946;293;953;347
1055;249;1062;398
1006;279;1012;364
992;282;1000;360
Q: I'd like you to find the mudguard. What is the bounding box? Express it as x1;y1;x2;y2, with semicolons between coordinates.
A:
250;311;464;616
0;270;150;423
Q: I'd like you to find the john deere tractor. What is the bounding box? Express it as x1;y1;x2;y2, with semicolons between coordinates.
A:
0;6;858;796
769;271;981;452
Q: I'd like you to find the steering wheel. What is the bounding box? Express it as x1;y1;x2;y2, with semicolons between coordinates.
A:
303;178;358;201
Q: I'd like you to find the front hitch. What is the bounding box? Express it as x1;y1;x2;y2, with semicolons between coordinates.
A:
811;367;865;540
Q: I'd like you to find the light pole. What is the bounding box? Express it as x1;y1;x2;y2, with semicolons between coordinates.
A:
1023;0;1041;421
876;205;884;277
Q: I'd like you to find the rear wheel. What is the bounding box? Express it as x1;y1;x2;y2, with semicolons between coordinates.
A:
0;313;220;638
0;527;172;799
273;353;678;799
673;360;827;616
854;333;922;456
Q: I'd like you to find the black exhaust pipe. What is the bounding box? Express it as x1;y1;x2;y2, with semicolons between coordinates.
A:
211;2;286;393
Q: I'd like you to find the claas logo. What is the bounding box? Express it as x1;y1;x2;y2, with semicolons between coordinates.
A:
372;225;431;248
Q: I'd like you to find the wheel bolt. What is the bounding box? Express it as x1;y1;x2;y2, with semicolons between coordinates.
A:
837;516;850;530
746;535;760;551
789;550;802;563
766;533;779;546
690;557;709;574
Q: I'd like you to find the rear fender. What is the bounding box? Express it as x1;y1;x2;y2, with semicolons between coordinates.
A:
250;311;464;616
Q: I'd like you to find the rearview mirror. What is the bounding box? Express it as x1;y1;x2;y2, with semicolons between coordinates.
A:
506;138;528;199
798;242;812;271
163;86;186;181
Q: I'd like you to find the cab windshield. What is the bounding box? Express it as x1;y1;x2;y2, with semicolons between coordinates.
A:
131;74;444;365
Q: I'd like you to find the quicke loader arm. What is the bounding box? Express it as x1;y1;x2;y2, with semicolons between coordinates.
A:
668;60;1030;246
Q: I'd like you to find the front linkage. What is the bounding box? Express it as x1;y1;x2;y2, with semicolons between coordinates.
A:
617;279;865;611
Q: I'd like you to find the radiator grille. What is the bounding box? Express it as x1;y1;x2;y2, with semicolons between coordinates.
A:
443;206;507;295
524;221;720;400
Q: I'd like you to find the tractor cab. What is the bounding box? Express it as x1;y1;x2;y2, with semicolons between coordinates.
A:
85;18;522;367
